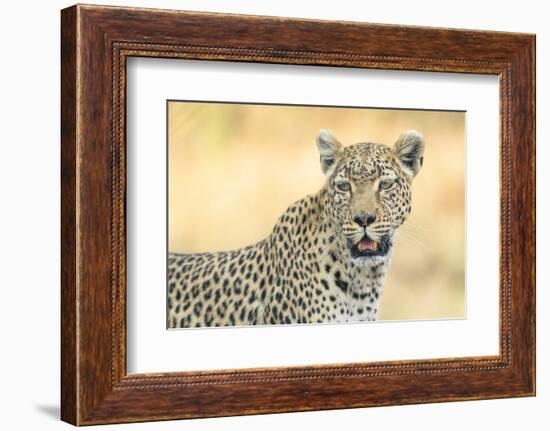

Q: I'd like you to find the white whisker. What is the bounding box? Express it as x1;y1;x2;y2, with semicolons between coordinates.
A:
394;229;429;250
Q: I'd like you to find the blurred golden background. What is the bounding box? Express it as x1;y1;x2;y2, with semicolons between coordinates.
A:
168;101;465;321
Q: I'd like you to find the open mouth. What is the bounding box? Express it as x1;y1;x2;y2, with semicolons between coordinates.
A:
349;234;391;258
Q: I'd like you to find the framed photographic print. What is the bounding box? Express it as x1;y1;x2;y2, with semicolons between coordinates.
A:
61;4;535;425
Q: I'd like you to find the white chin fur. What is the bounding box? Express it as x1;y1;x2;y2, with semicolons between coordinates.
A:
351;254;388;266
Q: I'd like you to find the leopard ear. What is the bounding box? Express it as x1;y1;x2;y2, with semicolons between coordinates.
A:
393;130;425;178
317;129;343;176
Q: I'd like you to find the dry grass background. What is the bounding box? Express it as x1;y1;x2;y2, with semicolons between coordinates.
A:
168;101;465;321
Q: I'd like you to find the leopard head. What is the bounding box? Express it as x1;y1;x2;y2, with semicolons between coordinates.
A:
317;129;425;261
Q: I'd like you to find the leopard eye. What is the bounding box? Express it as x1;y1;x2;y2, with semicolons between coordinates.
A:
379;179;394;191
335;181;351;192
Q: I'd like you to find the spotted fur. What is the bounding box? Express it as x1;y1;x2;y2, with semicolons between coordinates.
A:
168;130;425;328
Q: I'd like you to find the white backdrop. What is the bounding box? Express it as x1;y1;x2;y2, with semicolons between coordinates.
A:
0;0;546;430
127;59;499;373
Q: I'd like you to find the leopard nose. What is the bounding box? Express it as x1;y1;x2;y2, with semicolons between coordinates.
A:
353;212;376;227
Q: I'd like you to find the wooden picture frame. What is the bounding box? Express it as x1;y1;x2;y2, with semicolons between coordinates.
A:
61;4;535;425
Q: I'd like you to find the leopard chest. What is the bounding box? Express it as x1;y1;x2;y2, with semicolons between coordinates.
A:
273;251;389;324
322;265;387;322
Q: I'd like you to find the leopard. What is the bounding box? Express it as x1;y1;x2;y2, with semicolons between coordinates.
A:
168;129;425;328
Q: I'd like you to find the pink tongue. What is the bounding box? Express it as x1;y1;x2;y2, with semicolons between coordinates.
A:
358;238;378;252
